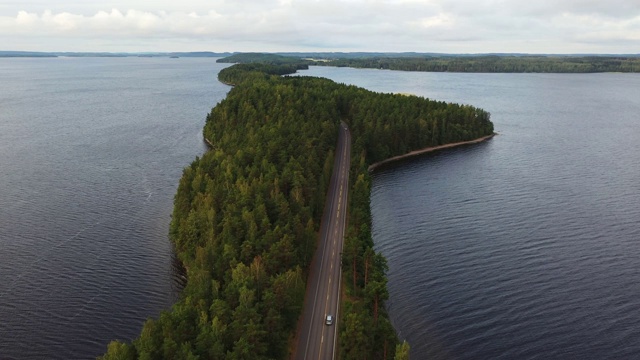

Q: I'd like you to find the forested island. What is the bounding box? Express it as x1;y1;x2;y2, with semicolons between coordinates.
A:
100;56;493;359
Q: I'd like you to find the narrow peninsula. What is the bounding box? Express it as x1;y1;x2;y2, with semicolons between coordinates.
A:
100;55;493;360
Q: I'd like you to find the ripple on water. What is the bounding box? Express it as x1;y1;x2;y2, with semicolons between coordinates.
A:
0;58;231;359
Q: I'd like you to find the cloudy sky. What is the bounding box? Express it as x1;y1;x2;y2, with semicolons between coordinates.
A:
1;0;639;53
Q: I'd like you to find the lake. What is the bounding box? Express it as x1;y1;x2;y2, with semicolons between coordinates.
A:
2;59;639;359
300;66;640;359
0;57;230;359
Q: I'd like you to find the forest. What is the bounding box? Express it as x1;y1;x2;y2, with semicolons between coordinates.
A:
100;56;493;359
218;52;640;73
216;53;314;66
317;55;640;73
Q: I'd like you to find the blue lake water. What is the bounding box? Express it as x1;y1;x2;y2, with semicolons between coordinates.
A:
0;57;230;359
300;67;640;359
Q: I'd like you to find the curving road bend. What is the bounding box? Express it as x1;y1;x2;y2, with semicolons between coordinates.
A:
295;122;351;360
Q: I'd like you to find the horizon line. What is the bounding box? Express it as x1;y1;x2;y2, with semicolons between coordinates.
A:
2;50;640;57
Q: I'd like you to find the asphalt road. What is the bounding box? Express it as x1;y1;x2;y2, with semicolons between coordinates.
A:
294;122;351;360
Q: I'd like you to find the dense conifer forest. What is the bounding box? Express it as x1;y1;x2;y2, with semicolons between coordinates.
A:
100;57;492;359
216;53;313;67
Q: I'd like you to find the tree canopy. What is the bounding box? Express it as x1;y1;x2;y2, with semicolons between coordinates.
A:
216;53;313;66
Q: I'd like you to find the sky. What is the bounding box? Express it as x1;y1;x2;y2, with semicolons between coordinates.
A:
1;0;639;54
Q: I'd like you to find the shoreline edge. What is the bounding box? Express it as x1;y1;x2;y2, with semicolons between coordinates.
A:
368;133;497;172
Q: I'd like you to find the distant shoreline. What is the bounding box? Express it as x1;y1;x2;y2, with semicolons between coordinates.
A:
368;133;496;172
0;51;231;58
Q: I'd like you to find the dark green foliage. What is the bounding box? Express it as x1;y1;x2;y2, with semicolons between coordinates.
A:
395;341;411;360
217;53;311;85
101;61;493;359
341;91;493;165
217;53;311;66
339;170;399;360
321;55;640;73
100;341;136;359
217;63;307;86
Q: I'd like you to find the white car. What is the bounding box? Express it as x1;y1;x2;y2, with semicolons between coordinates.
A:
325;314;333;325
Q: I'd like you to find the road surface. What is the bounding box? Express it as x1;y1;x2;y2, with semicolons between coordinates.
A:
294;122;351;360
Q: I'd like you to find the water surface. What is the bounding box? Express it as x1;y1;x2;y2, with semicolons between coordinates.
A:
0;57;230;359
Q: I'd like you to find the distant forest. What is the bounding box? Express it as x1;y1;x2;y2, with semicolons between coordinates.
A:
220;52;640;73
101;57;492;359
319;55;640;73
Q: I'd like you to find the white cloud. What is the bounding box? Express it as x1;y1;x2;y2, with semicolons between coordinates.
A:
16;10;38;26
0;0;639;52
418;13;454;29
